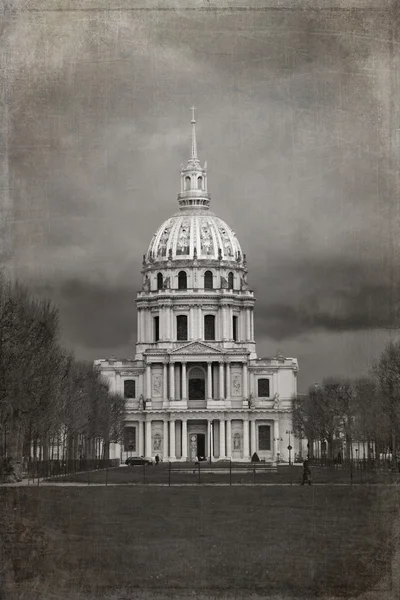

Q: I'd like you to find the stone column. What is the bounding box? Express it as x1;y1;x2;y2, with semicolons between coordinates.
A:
137;309;142;342
250;419;256;456
169;420;176;459
163;363;168;399
163;420;169;458
219;419;226;458
138;420;144;456
189;307;195;340
198;306;203;339
274;420;280;461
182;419;188;460
170;308;174;341
243;419;249;460
219;362;224;399
207;362;213;399
145;420;152;457
243;363;248;398
250;309;254;342
182;362;187;400
226;419;232;458
164;306;170;340
146;364;152;399
246;308;251;341
207;420;213;459
169;363;175;400
226;362;231;399
221;306;227;340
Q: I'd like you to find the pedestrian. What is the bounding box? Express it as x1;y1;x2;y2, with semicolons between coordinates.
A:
301;458;312;485
155;454;160;465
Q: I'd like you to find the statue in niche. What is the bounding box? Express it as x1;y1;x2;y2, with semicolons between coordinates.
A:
153;433;162;452
273;393;280;410
232;375;241;396
220;275;228;289
248;393;255;409
218;248;223;261
240;275;248;291
233;433;241;451
142;276;150;292
163;276;170;289
168;248;173;261
139;394;144;410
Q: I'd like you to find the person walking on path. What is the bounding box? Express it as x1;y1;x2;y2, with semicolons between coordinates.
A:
301;458;312;485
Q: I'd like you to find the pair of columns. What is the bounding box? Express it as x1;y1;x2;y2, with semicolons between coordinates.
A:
145;361;249;401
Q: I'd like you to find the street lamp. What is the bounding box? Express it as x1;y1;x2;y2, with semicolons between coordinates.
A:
286;430;294;466
274;436;283;463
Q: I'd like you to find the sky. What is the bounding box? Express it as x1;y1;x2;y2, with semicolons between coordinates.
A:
1;0;400;392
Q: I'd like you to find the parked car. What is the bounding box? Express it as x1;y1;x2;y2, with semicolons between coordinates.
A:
125;456;153;466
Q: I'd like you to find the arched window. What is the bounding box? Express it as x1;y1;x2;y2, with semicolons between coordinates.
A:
197;176;203;190
124;380;136;399
154;316;160;342
178;271;187;290
204;270;213;289
157;272;163;290
204;315;215;341
232;315;238;341
185;176;191;191
176;315;188;341
228;272;234;289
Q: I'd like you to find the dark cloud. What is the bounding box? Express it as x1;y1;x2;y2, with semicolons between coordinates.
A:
3;2;400;389
32;280;136;350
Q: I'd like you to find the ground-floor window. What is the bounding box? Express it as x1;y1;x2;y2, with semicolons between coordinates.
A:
124;426;136;452
258;425;271;451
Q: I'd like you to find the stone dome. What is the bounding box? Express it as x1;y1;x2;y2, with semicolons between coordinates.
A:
146;208;242;263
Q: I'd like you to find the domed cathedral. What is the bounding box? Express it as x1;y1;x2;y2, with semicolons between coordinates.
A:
95;110;299;464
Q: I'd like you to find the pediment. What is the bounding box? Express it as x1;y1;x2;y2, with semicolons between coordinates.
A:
171;341;223;355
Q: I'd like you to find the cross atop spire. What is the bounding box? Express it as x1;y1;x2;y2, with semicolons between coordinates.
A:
190;106;198;160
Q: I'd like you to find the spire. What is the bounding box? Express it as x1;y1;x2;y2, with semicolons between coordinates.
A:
191;106;198;161
178;108;210;209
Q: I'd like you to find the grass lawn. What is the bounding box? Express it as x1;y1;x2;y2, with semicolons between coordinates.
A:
0;485;398;600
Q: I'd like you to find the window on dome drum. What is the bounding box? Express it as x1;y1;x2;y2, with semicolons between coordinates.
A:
232;315;238;341
258;425;271;451
185;176;191;190
258;378;270;398
228;272;234;289
124;426;136;452
197;176;203;190
157;273;163;290
178;271;187;290
176;315;188;341
154;316;160;342
204;270;213;289
124;380;136;399
204;315;215;341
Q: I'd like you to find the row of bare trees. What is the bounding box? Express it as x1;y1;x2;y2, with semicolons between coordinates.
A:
0;277;125;480
292;340;400;466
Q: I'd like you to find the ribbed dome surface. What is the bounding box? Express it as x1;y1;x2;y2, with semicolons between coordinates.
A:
146;209;242;262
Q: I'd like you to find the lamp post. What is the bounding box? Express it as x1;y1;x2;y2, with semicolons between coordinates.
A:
274;436;283;463
286;430;293;466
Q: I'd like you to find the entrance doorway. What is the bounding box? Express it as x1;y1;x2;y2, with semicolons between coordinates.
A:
197;433;206;459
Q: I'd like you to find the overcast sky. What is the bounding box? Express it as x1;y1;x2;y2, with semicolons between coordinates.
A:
2;0;400;391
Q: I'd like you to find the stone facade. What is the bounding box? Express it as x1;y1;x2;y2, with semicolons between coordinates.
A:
95;112;299;463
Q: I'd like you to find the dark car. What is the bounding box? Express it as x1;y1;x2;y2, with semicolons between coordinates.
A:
125;456;153;466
